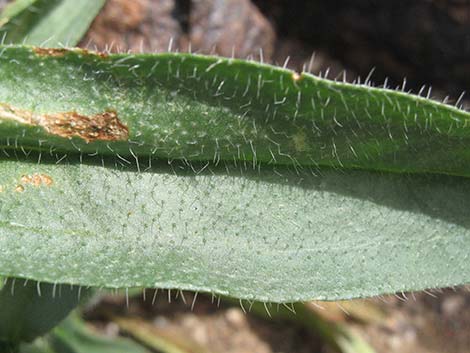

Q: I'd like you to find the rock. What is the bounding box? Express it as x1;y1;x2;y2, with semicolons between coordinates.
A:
225;307;246;328
254;0;470;96
81;0;185;52
190;0;275;60
441;294;466;318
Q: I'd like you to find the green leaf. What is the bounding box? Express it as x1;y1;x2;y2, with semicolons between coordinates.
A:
0;0;106;46
19;314;149;353
0;45;469;302
48;313;150;353
0;279;84;344
113;316;209;353
19;338;54;353
1;46;470;177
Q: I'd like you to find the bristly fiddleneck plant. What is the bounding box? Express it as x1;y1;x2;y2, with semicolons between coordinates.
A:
0;0;469;350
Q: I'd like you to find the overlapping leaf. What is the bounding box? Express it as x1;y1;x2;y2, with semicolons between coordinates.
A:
0;46;468;302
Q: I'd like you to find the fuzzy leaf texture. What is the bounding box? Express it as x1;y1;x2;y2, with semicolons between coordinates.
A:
0;0;106;46
0;45;469;303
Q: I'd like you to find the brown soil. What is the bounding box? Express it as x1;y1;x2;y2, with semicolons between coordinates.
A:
85;287;470;353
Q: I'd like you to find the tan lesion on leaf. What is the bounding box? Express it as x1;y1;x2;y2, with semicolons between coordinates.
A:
293;131;308;152
32;48;70;57
0;174;54;194
292;72;302;82
21;173;53;187
32;47;109;59
0;103;129;142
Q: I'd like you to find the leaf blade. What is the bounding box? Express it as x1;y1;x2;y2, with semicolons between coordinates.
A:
1;46;470;177
0;46;469;302
49;314;150;353
0;0;105;46
1;154;469;302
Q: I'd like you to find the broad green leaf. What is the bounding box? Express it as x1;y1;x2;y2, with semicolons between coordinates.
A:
0;45;469;303
0;0;106;46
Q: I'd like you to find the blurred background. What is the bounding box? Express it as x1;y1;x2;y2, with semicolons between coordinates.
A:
2;0;470;352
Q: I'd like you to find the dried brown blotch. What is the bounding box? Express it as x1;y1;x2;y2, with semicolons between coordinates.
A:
33;48;70;57
15;185;25;193
0;103;129;142
45;110;128;142
39;174;53;186
21;173;53;187
32;47;109;59
292;72;302;82
76;48;109;59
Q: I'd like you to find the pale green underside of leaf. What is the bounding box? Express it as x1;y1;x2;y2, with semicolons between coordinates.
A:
0;46;469;302
0;0;105;46
0;155;469;302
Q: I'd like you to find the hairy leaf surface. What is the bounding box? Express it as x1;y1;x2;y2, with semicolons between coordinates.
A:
0;45;469;302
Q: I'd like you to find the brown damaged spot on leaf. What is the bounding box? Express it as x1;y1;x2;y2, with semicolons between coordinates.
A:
76;48;109;59
32;48;70;57
44;110;128;142
21;174;53;187
3;174;53;193
292;72;302;82
0;103;129;142
33;47;109;59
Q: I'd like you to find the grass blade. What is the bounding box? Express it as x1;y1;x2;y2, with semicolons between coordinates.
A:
113;316;210;353
0;0;106;46
49;313;150;353
19;313;150;353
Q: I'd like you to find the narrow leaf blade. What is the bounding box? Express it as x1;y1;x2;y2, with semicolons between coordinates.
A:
49;314;150;353
0;0;105;46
